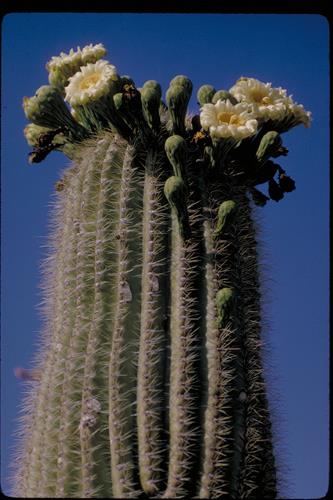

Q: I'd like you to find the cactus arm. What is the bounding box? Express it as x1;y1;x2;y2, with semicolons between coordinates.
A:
108;144;144;498
136;148;170;495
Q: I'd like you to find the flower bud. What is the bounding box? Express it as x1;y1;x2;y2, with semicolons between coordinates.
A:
166;77;192;135
169;75;193;94
212;90;238;105
197;85;216;106
256;131;282;163
141;80;162;130
23;85;79;133
214;200;237;236
216;287;235;328
113;92;124;111
164;175;191;240
164;135;188;187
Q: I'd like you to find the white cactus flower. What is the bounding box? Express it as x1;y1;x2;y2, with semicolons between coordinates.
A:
200;99;258;140
286;101;312;128
229;77;289;121
65;60;119;106
229;77;312;127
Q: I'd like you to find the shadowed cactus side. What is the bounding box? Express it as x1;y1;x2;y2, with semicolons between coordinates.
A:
13;43;311;498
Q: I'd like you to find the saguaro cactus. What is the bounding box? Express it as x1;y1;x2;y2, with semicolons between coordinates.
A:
13;44;311;498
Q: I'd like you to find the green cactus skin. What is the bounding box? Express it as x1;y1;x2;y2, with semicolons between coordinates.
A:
14;52;312;498
199;182;276;498
136;147;170;495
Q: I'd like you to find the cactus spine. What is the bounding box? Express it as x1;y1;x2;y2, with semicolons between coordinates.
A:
14;44;311;498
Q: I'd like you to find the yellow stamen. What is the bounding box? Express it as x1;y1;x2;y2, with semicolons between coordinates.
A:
250;89;268;103
217;111;233;124
217;111;245;126
79;73;100;90
262;96;271;104
229;114;245;126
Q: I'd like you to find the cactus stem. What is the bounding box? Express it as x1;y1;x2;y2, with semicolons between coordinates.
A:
79;135;126;498
108;144;143;498
199;184;236;498
137;148;170;495
162;196;203;498
55;136;110;498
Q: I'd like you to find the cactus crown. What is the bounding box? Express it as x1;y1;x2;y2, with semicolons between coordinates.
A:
23;43;311;205
15;42;311;499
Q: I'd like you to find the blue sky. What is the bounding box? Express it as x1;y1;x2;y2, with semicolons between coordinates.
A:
1;13;329;498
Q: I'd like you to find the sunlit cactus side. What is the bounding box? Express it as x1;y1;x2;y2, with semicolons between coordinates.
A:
13;43;311;498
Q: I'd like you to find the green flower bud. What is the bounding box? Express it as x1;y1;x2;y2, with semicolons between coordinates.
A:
256;131;282;163
216;287;235;328
164;175;191;240
143;80;162;92
164;135;188;187
169;75;193;94
112;91;143;138
197;85;216;106
141;81;162;130
212;90;238;105
113;92;124;111
23;85;80;133
214;200;237;236
166;78;192;135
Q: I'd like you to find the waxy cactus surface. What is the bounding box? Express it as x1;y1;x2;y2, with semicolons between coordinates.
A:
13;43;311;498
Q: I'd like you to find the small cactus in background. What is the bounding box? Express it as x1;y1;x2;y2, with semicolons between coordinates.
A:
13;44;311;498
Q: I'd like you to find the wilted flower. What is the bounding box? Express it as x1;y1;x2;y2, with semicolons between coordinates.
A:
24;123;50;147
65;60;119;106
279;172;296;192
268;178;284;201
200;99;258;140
